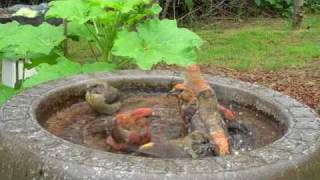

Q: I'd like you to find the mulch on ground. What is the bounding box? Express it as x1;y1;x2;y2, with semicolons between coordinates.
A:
157;61;320;114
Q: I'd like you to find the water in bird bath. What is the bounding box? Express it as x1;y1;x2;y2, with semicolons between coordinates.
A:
44;91;284;158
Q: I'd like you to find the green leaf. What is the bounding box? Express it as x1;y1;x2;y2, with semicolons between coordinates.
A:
23;58;116;88
23;57;82;88
46;0;123;24
184;0;194;11
67;21;95;41
255;0;262;6
0;21;20;50
285;0;292;5
266;0;276;5
89;0;151;13
112;19;202;70
82;62;117;73
148;4;162;15
0;84;18;106
46;0;92;24
24;53;60;69
0;22;64;59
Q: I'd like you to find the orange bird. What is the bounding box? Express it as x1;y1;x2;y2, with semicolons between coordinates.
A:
106;108;153;152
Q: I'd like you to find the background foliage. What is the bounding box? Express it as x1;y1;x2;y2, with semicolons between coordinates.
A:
157;0;320;21
1;0;319;19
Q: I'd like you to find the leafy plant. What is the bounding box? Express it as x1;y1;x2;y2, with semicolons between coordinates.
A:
46;0;161;63
254;0;320;16
23;57;116;88
305;0;320;13
112;19;202;69
254;0;293;17
0;22;64;60
0;0;202;102
46;0;202;69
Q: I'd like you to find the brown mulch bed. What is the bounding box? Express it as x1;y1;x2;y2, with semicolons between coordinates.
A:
157;61;320;114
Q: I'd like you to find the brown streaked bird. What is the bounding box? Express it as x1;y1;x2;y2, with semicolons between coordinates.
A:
85;81;121;115
169;65;231;156
169;83;237;121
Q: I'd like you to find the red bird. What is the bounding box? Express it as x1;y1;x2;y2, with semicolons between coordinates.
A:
106;108;153;152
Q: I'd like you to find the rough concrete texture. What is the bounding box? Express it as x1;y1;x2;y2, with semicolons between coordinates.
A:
0;70;320;180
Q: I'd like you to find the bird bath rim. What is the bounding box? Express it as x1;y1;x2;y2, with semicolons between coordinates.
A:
1;70;320;180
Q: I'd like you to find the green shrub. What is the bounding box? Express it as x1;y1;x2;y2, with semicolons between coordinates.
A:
46;0;202;69
254;0;320;16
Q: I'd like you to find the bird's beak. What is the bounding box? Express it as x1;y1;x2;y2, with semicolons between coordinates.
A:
139;142;155;151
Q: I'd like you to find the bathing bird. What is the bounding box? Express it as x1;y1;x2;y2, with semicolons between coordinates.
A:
137;130;215;158
106;108;153;152
85;81;121;115
169;83;236;121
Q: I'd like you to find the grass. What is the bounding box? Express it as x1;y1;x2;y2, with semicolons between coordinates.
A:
1;15;319;105
65;15;320;72
196;15;320;71
66;15;320;71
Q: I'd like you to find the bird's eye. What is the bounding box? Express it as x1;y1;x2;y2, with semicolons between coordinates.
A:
207;146;214;152
89;84;99;90
200;138;209;144
92;84;99;88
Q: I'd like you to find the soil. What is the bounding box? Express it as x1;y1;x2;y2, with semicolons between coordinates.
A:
156;61;320;115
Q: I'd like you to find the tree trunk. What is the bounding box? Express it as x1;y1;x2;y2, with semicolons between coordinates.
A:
293;0;304;29
161;0;172;19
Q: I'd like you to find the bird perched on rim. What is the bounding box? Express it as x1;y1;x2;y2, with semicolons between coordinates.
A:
85;81;121;115
137;130;215;158
106;108;153;152
169;83;236;121
169;65;231;156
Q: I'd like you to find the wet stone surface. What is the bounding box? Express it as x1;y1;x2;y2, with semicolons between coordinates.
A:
0;70;319;180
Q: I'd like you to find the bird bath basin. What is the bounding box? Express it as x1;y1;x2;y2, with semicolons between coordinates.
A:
42;81;283;157
0;70;320;180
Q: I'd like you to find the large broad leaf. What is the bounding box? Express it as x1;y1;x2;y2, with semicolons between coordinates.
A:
67;21;95;41
46;0;118;24
0;22;64;59
23;58;116;88
46;0;91;23
0;22;20;50
23;57;82;88
112;19;202;70
89;0;151;13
